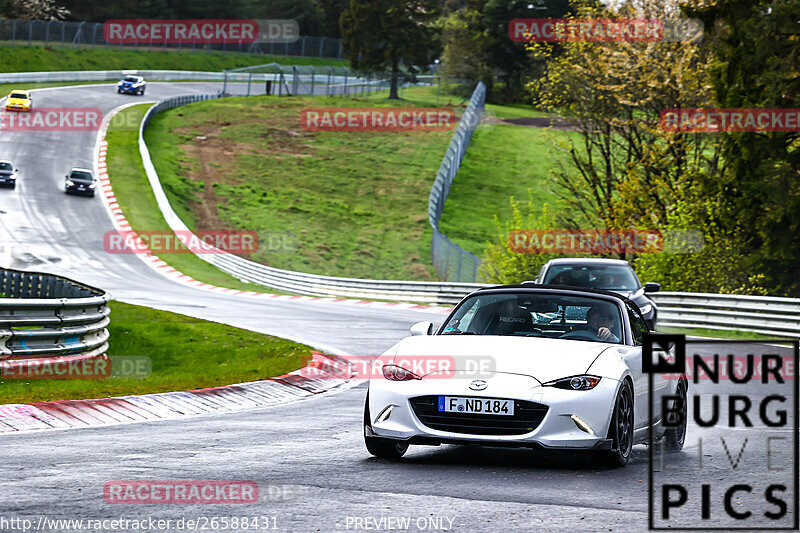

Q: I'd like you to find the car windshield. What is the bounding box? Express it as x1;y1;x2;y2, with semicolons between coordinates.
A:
440;291;624;344
10;93;27;99
544;264;640;291
123;77;139;83
70;171;93;180
0;162;12;171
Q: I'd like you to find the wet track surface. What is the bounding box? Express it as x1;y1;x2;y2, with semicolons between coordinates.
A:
0;84;796;532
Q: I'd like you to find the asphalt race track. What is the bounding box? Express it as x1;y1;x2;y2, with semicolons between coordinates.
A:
0;84;796;532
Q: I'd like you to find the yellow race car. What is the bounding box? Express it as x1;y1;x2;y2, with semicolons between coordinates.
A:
5;90;32;112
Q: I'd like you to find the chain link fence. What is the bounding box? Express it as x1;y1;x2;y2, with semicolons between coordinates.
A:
220;63;436;98
428;82;486;282
0;18;344;59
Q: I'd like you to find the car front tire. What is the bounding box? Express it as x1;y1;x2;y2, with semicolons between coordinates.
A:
663;380;688;452
602;380;634;467
363;394;408;460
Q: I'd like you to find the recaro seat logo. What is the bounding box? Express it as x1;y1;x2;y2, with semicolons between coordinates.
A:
0;108;103;131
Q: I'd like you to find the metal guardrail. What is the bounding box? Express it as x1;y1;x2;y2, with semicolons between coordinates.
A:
0;268;111;359
428;82;486;282
0;17;344;59
651;292;800;338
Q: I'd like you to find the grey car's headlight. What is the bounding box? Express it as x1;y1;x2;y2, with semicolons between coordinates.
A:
66;179;75;186
640;303;653;316
545;375;601;391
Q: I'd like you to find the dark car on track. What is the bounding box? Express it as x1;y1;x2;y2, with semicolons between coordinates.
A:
0;160;18;188
65;168;97;197
117;75;146;95
533;258;661;330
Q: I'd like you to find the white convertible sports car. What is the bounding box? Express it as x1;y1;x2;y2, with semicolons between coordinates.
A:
364;285;688;466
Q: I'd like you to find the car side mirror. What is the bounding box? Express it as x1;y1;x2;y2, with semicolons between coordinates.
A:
65;175;69;178
410;321;433;336
644;282;661;294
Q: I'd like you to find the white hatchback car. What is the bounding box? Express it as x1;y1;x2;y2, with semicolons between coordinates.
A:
364;285;687;467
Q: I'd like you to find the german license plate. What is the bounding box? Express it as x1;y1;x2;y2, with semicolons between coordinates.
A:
438;396;514;415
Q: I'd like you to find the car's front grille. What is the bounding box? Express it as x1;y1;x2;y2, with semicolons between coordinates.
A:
409;395;548;436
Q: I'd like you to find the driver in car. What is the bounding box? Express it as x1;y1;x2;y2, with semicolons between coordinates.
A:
586;306;620;342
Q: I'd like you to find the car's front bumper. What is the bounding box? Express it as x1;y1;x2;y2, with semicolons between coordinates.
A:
5;104;30;112
118;85;140;93
66;185;95;195
368;374;620;450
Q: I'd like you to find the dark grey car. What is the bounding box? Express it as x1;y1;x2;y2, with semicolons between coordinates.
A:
0;160;18;188
533;258;660;330
65;168;97;197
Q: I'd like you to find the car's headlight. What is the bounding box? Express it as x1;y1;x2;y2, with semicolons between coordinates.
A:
546;375;601;391
640;303;653;316
382;364;421;381
89;183;96;188
117;81;123;85
66;180;74;186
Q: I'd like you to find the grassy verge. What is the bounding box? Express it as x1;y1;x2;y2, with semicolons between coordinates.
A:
439;125;577;256
0;301;312;404
140;86;553;280
0;45;347;73
144;95;455;280
659;327;778;341
105;104;270;291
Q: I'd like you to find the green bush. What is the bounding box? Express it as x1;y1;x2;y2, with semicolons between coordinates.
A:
480;195;560;284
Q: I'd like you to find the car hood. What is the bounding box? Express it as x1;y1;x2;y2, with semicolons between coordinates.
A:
7;98;29;104
69;178;94;184
390;335;615;384
0;170;13;176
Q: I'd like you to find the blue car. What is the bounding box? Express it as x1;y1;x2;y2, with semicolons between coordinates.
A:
117;75;146;95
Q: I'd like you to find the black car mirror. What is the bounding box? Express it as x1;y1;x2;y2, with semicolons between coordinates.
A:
644;282;661;293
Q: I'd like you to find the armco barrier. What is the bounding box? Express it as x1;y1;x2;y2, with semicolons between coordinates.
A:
0;268;111;360
651;292;800;338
